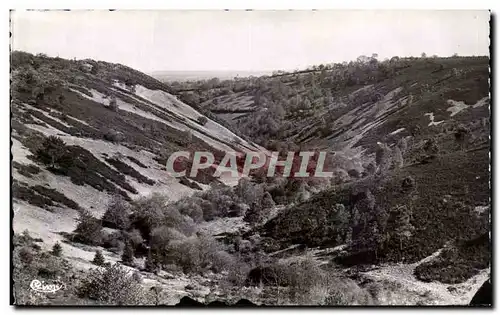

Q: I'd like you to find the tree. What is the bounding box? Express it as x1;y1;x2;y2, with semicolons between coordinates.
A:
367;222;382;259
144;249;156;273
421;52;427;58
121;241;135;266
375;142;392;174
149;226;185;266
391;205;415;253
74;210;102;245
126;229;144;248
129;194;170;240
36;136;67;168
93;250;106;266
108;96;118;111
101;195;130;230
51;242;62;257
397;137;408;153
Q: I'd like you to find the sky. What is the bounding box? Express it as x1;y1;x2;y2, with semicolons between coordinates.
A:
11;10;490;73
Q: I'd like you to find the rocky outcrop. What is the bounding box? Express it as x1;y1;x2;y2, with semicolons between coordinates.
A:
469;278;492;306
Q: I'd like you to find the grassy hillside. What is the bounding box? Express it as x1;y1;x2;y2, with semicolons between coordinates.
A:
167;55;489;153
11;52;266;208
11;52;490;306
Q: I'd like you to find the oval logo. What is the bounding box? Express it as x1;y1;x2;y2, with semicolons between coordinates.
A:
30;279;64;293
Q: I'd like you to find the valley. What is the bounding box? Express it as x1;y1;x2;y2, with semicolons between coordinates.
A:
11;51;490;306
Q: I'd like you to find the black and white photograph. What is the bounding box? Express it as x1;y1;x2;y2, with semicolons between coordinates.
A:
9;9;492;307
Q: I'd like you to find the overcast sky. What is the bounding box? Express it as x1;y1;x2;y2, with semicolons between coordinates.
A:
11;10;490;73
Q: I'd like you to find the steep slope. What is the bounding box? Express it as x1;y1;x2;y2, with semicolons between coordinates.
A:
10;52;262;267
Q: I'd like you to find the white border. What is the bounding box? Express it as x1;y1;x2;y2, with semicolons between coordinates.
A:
2;1;497;314
1;1;497;10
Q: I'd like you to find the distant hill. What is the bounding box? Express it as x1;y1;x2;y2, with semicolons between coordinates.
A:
170;56;490;152
151;70;273;82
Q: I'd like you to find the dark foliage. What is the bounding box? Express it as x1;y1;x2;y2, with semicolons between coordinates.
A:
101;195;130;230
37;141;137;200
51;242;63;257
92;250;106;266
179;176;203;190
12;180;80;210
12;161;41;178
73;210;102;246
126;156;148;168
414;233;490;283
105;157;155;185
121;241;135;266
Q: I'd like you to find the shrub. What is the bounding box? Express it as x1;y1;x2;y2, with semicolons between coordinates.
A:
197;116;208;126
235;178;264;206
243;202;264;226
51;242;62;257
78;263;150;305
375;142;392;174
389;204;415;253
129;194;168;239
149;226;185;267
144;249;157;273
166;234;227;274
262;191;276;209
108;96;118;111
224;258;251;288
73;210;102;245
105;157;155;185
197;186;240;220
121;241;135;266
92;250;106;266
13;231;74;305
423;138;439;156
266;256;374;305
172;196;204;223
